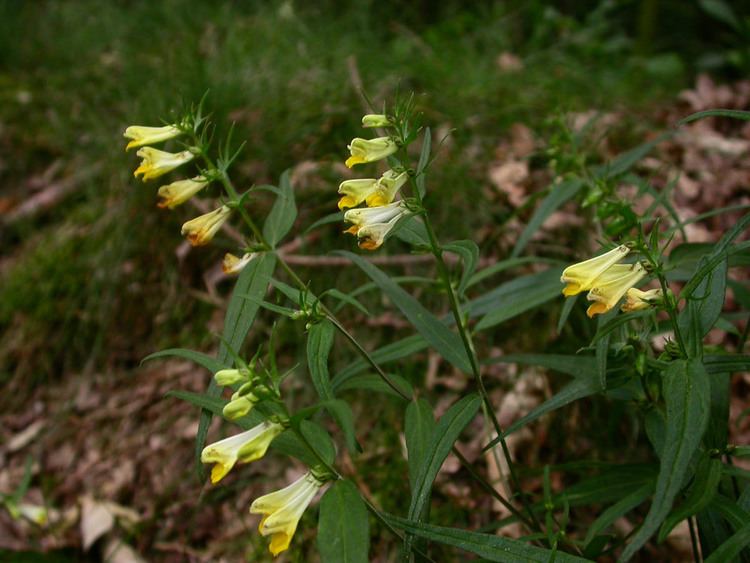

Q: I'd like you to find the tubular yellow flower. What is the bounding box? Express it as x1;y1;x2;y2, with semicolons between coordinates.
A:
181;205;231;246
361;114;393;128
157;176;209;209
621;287;662;313
345;137;398;168
123;124;182;151
250;472;324;556
201;422;284;484
560;245;630;297
337;169;407;210
344;201;409;250
586;263;647;318
133;147;195;181
222;252;256;275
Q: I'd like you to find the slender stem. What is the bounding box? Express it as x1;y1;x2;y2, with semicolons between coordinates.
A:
405;157;541;532
655;270;687;358
688;516;702;563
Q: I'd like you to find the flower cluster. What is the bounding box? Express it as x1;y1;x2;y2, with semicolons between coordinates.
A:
200;365;327;556
560;244;655;317
123;123;231;248
340;114;410;250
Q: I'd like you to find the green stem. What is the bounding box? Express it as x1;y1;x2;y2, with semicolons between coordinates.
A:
405;153;542;532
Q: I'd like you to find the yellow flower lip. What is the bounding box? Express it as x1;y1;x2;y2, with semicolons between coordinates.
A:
249;472;324;556
337;169;408;210
124;124;182;151
200;422;284;484
345;137;398;168
181;205;232;246
560;245;630;296
585;263;647;317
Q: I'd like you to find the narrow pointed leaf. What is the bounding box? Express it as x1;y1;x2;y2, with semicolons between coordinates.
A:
336;251;472;374
620;359;711;561
262;169;297;247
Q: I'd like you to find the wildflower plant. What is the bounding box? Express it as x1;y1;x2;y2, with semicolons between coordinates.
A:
125;97;750;561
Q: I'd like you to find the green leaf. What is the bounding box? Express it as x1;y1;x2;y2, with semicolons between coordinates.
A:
167;390;227;415
336;251;472;374
385;515;590;562
512;178;584;258
405;399;436;494
699;0;741;29
658;456;723;541
705;371;730;450
697;507;733;560
443;240;479;297
680;108;750;125
620;359;711;561
307;320;336;401
196;252;276;476
595;132;672;179
335;373;414;399
324;288;370;316
678;256;728;348
704;354;750;374
321;399;361;454
483;353;596;377
705;522;750;563
584;483;653;547
550;465;657;509
143;348;225;374
474;268;563;330
299;419;336;465
393;215;430;246
557;294;579;332
332;334;427;389
590;310;653;344
318;480;370;563
262;169;297;247
305;211;343;234
415;127;431;198
407;395;481;523
468;256;563;288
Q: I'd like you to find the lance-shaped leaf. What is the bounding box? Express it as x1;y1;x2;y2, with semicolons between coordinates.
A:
619;359;711;561
336;251;472;374
262;169;297;247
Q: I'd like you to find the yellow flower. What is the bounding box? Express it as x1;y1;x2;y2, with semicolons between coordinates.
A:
181;205;231;246
337;169;408;210
133;147;195;181
123;124;182;151
201;422;284;484
361;114;393;128
560;245;630;297
214;368;248;386
222;389;258;420
157;176;209;209
621;287;662;312
344;201;408;250
18;503;48;526
249;472;325;556
586;263;647;317
345;137;398;168
222;252;257;274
